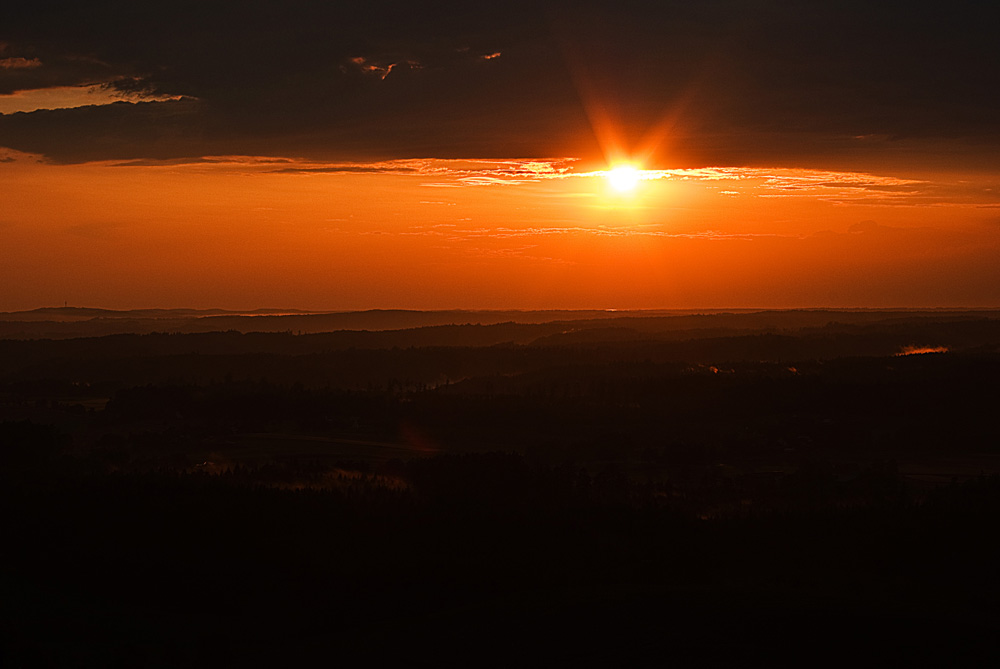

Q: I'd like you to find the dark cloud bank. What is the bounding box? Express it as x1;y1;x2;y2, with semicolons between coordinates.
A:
2;1;998;167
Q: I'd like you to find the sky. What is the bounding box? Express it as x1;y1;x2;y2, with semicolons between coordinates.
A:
2;1;999;311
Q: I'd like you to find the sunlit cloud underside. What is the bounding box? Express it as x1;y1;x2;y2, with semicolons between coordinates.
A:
26;152;987;207
0;85;184;115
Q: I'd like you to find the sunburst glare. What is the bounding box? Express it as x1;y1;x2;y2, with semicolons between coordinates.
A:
607;165;641;192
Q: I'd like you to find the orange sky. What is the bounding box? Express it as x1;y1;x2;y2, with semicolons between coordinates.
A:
2;150;999;311
3;3;999;311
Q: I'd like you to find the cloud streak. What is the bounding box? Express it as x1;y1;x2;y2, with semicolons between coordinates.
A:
0;57;41;69
0;83;183;115
60;153;1000;208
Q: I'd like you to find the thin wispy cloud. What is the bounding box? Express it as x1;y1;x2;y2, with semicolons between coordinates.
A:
350;223;797;242
0;83;185;115
68;155;1000;209
0;57;41;70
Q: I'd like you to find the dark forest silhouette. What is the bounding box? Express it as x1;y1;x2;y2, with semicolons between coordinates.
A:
2;310;999;665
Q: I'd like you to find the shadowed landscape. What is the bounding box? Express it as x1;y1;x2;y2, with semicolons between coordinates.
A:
3;308;1000;665
6;1;1000;664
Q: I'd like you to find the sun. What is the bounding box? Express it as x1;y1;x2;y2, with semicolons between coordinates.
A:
607;165;641;193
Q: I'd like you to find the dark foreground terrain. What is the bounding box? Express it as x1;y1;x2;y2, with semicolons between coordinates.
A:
2;310;999;665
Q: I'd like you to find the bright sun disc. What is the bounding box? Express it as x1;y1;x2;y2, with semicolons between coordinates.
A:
608;165;641;192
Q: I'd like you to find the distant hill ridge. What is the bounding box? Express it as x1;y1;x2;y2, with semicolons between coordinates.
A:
3;307;316;321
0;307;689;334
1;307;999;341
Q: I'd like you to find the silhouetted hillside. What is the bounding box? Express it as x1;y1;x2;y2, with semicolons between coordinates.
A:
2;310;999;665
3;306;998;339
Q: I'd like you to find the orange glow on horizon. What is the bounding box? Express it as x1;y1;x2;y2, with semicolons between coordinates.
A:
1;151;1000;312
